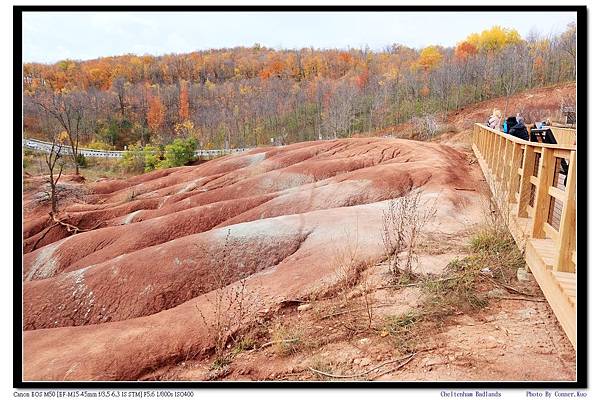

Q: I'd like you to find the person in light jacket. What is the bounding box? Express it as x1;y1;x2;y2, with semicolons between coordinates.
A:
486;109;502;131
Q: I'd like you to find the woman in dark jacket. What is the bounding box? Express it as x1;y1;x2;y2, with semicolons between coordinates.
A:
508;116;529;141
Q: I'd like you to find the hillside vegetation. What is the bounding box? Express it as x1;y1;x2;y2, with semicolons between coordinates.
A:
24;24;576;151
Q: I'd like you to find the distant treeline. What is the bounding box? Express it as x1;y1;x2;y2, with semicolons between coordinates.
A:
23;24;576;150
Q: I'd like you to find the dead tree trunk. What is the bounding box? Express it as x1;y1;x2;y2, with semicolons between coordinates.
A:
44;137;65;215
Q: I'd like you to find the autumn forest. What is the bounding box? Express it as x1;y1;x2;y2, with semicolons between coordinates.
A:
23;24;576;158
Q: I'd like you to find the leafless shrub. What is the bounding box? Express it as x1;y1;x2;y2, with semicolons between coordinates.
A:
477;179;512;242
196;229;264;368
519;108;552;124
411;114;440;140
357;277;374;330
43;135;66;215
438;123;459;135
381;190;437;279
331;225;374;331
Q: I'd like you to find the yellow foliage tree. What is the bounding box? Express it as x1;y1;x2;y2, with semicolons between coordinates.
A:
174;120;197;138
466;26;522;52
58;131;69;144
417;46;443;71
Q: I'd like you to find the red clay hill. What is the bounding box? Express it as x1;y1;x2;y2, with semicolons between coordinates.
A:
22;137;491;380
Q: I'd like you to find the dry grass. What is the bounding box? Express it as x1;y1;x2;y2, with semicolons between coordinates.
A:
327;224;376;333
383;311;421;355
333;229;365;304
383;220;526;354
270;321;304;356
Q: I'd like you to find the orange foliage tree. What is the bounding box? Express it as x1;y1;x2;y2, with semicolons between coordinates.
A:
179;81;190;122
455;41;478;61
147;92;165;134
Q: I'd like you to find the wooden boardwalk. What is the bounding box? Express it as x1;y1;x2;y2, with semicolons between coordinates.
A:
472;123;577;349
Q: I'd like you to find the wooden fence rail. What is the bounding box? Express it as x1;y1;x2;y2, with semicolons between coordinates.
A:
472;123;577;348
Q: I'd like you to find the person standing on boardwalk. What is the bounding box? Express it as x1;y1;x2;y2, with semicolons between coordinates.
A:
486;109;503;131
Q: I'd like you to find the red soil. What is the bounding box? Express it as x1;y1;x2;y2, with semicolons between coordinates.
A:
23;137;487;380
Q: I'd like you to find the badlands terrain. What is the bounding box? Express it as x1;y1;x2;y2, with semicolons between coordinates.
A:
21;84;576;381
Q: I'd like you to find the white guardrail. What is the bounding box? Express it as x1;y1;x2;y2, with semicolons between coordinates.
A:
22;138;252;159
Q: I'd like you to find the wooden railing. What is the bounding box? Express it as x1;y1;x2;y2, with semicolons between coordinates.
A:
23;138;253;159
472;123;577;348
525;125;577;146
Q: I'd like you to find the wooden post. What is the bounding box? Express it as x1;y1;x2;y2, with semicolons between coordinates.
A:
493;135;502;177
499;137;511;197
532;147;554;238
479;127;490;160
489;134;498;175
492;136;503;180
517;145;535;218
556;151;577;272
482;128;489;159
490;135;498;176
487;128;495;163
507;142;520;204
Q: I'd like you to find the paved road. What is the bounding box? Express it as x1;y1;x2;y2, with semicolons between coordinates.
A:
22;138;252;159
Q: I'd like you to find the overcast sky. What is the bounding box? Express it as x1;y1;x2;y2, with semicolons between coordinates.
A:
22;11;576;63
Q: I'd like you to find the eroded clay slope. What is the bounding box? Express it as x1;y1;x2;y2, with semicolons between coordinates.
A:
23;138;485;380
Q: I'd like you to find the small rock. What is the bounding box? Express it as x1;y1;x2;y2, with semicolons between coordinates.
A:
480;267;494;277
380;330;389;337
518;307;537;319
358;338;370;345
485;342;498;349
297;303;313;312
517;268;531;282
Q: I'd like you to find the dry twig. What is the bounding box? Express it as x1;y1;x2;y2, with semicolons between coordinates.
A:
308;353;416;379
